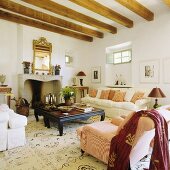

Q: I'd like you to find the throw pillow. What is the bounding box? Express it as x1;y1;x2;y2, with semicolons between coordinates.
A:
96;89;102;98
124;89;135;102
100;90;110;99
131;91;144;103
89;89;98;98
112;91;126;102
166;107;170;111
108;90;116;100
111;117;124;126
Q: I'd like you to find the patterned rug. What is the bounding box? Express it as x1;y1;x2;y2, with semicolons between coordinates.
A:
0;115;151;170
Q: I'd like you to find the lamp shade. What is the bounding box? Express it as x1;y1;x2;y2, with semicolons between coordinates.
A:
148;87;166;98
76;71;86;76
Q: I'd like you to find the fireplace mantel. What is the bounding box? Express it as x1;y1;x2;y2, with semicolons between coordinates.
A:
18;74;62;99
18;74;62;82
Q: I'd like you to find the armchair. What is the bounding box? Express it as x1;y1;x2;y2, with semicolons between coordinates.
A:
0;104;27;151
77;112;155;168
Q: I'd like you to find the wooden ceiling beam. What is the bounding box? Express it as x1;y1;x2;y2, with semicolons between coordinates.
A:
69;0;133;28
0;10;93;42
22;0;117;34
164;0;170;7
115;0;154;21
0;0;103;38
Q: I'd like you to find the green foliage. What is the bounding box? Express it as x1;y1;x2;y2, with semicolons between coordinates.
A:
60;86;75;100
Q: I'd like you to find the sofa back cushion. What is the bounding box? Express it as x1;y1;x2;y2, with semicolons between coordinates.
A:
112;91;126;102
100;90;110;99
131;92;144;103
108;90;116;100
89;89;98;98
124;89;135;102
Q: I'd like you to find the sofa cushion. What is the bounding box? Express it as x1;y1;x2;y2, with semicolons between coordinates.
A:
112;91;126;102
100;90;110;99
111;117;124;126
89;89;98;98
0;111;9;122
121;102;137;111
108;90;116;100
124;89;135;102
9;114;27;129
131;92;144;103
0;104;9;112
96;89;102;98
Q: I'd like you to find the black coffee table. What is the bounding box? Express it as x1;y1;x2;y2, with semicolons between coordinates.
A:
34;107;105;136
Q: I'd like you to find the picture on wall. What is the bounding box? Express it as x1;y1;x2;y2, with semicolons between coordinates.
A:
91;66;101;83
163;58;170;83
140;59;159;83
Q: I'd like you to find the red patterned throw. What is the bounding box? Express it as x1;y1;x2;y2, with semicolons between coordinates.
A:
107;109;169;170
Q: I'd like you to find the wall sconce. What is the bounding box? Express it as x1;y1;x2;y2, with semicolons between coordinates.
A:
65;55;72;64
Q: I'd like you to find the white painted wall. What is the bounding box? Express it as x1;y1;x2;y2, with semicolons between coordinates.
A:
0;20;18;106
0;20;89;107
1;11;170;107
78;12;170;105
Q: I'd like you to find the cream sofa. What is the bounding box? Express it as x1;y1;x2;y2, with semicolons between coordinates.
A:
0;104;27;151
81;87;151;117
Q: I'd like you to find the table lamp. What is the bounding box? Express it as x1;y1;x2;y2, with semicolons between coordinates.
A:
148;87;166;108
76;71;86;86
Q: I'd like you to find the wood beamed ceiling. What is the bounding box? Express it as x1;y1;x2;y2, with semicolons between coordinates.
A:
0;0;167;42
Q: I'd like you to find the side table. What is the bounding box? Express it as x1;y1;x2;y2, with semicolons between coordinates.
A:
0;86;12;107
70;86;89;102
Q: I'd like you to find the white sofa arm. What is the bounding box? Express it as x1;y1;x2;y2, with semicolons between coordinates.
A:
135;98;150;107
0;112;9;123
9;114;27;129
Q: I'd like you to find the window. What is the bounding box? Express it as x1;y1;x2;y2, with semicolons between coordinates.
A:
113;49;131;64
106;49;132;64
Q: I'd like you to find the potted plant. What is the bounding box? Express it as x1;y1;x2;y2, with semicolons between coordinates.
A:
60;86;75;105
55;64;61;75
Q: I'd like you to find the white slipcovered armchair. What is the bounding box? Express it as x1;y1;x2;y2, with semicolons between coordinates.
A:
0;104;27;151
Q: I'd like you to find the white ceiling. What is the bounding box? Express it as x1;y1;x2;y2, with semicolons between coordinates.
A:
12;0;170;32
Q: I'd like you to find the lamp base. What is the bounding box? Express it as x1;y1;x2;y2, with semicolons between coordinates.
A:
80;79;83;86
153;98;158;109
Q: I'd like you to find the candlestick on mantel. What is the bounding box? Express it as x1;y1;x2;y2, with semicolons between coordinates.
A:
46;96;49;103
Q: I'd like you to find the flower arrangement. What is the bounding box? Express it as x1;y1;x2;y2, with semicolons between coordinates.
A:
60;86;75;100
22;61;31;68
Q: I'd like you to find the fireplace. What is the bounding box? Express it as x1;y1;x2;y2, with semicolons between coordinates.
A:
18;74;62;108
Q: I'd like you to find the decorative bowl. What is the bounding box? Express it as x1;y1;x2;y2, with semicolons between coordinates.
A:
58;106;73;112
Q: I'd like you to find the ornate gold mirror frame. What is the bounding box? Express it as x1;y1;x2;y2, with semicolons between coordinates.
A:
33;37;52;74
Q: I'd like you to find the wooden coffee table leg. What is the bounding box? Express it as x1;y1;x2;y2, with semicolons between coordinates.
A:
58;121;63;136
100;112;105;121
34;111;39;122
44;117;50;128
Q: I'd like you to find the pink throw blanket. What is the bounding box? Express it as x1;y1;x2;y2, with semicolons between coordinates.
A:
107;109;169;170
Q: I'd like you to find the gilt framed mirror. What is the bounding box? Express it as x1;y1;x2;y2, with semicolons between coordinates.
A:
33;37;52;74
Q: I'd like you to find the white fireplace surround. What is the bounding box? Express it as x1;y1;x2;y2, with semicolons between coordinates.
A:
18;74;62;104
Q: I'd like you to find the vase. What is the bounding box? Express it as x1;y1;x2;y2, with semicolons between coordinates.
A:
0;75;6;86
55;70;60;75
24;68;29;74
65;99;72;106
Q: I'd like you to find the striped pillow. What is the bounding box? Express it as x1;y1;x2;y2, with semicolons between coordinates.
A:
100;90;110;99
131;92;144;103
112;91;126;102
89;89;98;98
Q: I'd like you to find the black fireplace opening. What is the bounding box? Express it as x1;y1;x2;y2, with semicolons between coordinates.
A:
31;80;43;108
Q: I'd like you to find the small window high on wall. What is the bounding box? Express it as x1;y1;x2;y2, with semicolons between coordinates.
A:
106;42;132;64
113;49;131;64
